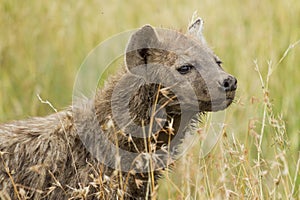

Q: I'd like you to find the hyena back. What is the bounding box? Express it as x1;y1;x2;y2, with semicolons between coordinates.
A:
0;19;237;199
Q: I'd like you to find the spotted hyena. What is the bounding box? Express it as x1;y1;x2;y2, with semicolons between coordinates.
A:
0;18;237;199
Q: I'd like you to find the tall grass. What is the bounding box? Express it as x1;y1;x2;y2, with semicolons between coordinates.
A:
0;0;299;199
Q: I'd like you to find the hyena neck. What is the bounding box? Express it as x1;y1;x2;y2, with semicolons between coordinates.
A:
94;76;197;154
74;71;200;198
127;82;197;135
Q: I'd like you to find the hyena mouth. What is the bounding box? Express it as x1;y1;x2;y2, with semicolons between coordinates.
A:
214;97;234;110
200;95;235;112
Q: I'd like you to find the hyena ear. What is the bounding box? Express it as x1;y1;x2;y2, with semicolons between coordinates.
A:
188;18;206;44
125;25;160;72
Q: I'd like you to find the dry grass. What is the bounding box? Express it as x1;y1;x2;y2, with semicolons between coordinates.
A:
0;0;299;199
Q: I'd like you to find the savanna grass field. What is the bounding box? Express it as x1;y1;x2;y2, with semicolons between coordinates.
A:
0;0;299;199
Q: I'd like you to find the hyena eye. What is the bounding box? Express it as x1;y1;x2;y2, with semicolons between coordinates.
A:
216;60;222;66
215;58;223;67
177;64;194;74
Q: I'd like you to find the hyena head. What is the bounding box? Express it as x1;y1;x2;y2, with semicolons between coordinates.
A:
124;19;237;113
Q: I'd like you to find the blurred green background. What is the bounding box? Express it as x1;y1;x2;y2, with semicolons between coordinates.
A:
0;0;299;199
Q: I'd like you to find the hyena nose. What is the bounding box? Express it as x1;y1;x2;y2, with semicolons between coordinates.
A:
220;76;237;92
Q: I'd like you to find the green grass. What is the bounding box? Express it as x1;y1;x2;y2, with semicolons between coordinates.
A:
0;0;299;199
